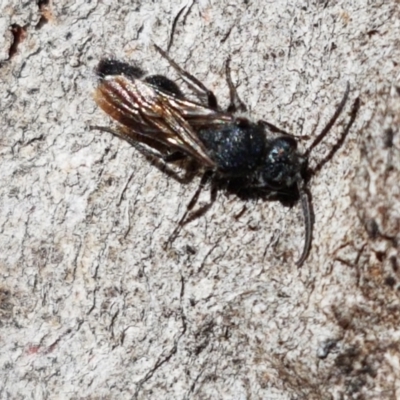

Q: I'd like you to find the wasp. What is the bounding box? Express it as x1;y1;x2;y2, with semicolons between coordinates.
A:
91;45;351;266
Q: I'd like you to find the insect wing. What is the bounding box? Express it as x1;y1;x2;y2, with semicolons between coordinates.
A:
94;75;219;167
170;96;232;128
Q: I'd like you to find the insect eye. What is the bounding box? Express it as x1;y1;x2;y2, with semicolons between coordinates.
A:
235;118;251;129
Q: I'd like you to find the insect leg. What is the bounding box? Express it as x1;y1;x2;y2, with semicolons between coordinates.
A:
257;120;293;137
225;57;247;113
89;125;167;158
165;170;215;247
89;125;193;183
154;44;218;110
257;119;314;141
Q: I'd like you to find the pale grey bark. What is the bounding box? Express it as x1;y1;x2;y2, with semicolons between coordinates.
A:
1;1;399;399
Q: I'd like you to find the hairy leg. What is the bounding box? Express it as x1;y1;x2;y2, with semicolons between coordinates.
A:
165;170;216;247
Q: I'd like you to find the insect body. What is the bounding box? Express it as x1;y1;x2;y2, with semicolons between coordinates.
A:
92;46;350;266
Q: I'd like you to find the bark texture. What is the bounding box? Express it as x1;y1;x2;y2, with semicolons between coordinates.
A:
1;1;399;399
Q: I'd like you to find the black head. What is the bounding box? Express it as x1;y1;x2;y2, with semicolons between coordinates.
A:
255;137;304;190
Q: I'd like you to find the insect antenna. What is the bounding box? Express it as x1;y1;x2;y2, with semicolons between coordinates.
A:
295;177;313;267
303;82;350;158
311;96;360;176
295;83;352;266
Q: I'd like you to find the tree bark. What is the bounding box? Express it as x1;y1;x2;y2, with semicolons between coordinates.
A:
1;1;399;399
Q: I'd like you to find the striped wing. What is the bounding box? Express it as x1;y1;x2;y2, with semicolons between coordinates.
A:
94;75;232;168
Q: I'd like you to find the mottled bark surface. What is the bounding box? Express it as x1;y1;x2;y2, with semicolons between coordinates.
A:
1;1;399;399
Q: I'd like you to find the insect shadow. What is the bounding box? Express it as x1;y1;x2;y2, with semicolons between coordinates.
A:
91;45;357;266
